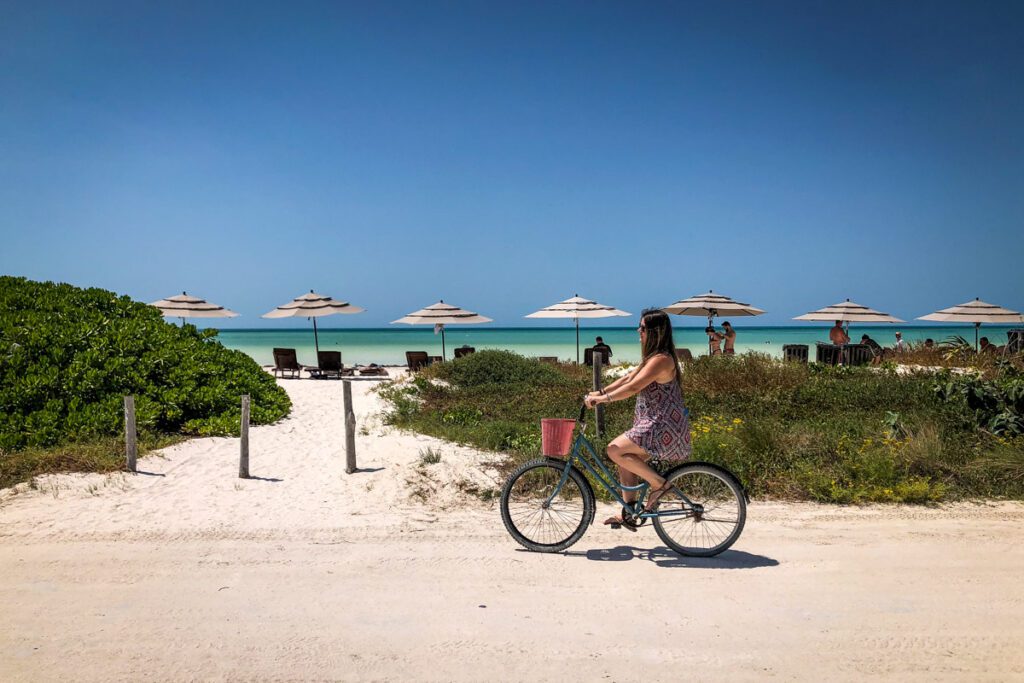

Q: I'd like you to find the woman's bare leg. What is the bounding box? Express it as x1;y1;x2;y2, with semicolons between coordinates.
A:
607;434;666;502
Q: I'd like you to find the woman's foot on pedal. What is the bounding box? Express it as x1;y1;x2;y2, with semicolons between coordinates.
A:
644;481;674;512
603;513;638;532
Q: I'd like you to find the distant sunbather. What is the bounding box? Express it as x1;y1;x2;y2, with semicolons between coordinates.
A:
722;321;736;355
705;326;723;355
829;321;850;345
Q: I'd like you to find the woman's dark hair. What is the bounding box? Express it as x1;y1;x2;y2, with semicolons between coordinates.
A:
639;308;683;386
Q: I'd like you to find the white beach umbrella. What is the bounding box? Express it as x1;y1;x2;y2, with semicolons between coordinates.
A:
150;292;239;325
525;294;631;364
917;298;1024;351
794;299;904;339
391;300;493;360
263;290;365;353
663;290;765;354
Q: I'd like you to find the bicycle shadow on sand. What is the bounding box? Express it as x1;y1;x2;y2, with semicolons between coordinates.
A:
564;545;778;569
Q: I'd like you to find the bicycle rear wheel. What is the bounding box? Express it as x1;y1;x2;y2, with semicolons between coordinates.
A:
653;463;746;557
500;458;595;552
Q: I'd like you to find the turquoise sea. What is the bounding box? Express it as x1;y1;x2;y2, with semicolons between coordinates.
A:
216;325;1021;367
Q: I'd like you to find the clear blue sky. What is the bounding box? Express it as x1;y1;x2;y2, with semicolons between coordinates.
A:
2;1;1022;327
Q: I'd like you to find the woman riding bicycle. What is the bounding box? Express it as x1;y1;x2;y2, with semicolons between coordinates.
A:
584;308;692;530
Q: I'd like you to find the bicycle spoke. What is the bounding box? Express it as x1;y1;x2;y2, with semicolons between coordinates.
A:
652;465;746;556
501;461;591;549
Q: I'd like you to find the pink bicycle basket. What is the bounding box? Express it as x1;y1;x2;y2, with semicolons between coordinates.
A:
541;418;576;457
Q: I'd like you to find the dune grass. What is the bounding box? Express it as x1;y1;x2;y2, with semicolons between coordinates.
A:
379;350;1024;503
0;433;187;491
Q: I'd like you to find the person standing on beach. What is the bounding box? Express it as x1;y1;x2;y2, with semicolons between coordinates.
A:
722;321;736;355
584;309;692;531
894;331;906;353
830;321;850;345
705;326;724;355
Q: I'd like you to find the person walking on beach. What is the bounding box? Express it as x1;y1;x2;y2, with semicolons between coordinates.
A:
894;331;907;353
584;309;692;531
829;320;850;346
722;321;736;355
705;326;724;355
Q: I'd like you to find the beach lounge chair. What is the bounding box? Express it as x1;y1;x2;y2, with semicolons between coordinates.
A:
675;348;694;364
358;364;389;377
815;342;841;366
272;348;303;379
310;351;354;379
406;351;430;372
537;356;558;364
454;346;476;358
583;348;610;366
1008;329;1024;355
843;344;873;367
782;344;809;363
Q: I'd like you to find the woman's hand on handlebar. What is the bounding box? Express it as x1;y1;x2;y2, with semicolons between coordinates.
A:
583;391;604;409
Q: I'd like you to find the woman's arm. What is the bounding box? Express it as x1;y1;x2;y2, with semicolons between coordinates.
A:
601;367;637;392
585;356;674;407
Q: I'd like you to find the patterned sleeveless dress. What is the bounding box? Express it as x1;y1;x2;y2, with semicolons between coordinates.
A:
625;371;692;465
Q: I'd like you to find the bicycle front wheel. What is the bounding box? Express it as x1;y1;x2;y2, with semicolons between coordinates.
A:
500;458;595;553
653;463;746;557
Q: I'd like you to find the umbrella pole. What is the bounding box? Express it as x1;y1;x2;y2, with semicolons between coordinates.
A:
707;313;713;356
576;318;580;365
975;322;980;353
442;327;447;361
313;318;320;354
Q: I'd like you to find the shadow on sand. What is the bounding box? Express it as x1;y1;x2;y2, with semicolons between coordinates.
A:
563;545;778;569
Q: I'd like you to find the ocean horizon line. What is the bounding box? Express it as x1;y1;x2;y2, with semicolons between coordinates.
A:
207;323;1024;331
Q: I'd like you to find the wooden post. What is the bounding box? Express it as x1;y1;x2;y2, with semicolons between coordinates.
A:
343;380;357;473
593;353;605;437
124;395;137;472
239;394;250;479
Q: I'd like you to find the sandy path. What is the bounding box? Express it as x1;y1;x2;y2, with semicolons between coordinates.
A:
1;375;1023;681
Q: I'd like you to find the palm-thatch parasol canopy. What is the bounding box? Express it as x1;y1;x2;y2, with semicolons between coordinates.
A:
917;298;1024;350
150;292;239;324
392;300;493;360
663;290;765;354
262;290;365;353
525;295;631;364
794;299;904;330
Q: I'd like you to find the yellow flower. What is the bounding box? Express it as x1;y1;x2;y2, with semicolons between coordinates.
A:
732;418;742;424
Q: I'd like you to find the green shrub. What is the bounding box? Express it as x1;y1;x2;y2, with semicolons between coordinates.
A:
379;350;1024;503
933;364;1024;436
0;277;291;485
424;349;569;388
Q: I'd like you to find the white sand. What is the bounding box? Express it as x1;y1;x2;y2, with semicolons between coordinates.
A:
1;373;1023;681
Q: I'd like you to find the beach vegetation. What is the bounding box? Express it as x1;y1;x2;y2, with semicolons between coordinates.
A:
0;276;291;489
380;350;1024;503
418;447;443;465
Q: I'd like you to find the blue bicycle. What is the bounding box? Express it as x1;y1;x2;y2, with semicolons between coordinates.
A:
500;404;747;556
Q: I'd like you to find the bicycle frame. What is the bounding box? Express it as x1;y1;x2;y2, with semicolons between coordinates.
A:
545;406;699;521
